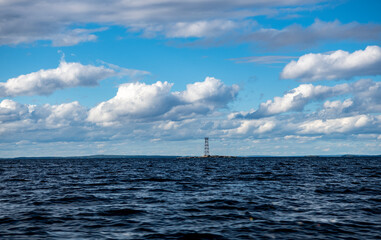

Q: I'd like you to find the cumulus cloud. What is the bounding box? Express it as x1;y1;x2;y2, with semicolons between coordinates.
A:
1;96;381;148
0;59;149;97
0;77;240;142
88;77;239;125
88;81;176;125
0;99;30;123
234;78;381;120
225;112;381;140
0;99;87;126
353;79;381;112
281;45;381;81
178;77;239;104
317;79;381;118
36;102;88;129
318;99;354;118
226;118;277;137
0;77;239;141
1;73;380;150
0;99;88;140
227;78;381;140
298;115;379;135
234;82;351;119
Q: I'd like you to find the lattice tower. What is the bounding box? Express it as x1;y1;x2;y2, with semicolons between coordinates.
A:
204;137;209;156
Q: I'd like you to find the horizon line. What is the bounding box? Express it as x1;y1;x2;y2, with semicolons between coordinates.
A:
1;154;380;160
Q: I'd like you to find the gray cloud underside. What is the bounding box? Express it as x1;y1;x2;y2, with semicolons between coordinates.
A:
2;1;380;47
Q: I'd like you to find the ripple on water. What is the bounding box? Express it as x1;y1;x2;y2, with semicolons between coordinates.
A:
98;208;145;216
0;157;380;239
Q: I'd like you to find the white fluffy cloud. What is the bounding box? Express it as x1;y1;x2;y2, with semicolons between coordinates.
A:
234;78;381;120
317;79;381;118
0;99;88;140
0;77;240;143
352;79;381;111
226;118;277;137
178;76;239;104
298;115;379;135
0;60;148;97
234;82;351;119
36;102;88;129
88;81;176;125
226;113;381;139
281;45;381;81
0;99;30;123
88;77;239;125
318;99;354;118
1;94;381;150
228;78;381;140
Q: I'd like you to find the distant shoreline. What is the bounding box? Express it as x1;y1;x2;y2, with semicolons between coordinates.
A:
1;154;380;160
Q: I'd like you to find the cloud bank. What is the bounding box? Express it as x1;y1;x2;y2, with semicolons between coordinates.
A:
281;45;381;81
0;77;240;142
0;0;323;45
2;1;380;49
1;77;380;145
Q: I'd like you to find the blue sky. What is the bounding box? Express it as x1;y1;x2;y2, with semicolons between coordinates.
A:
1;0;381;157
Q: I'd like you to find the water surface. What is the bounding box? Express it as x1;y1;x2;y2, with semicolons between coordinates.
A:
0;157;380;239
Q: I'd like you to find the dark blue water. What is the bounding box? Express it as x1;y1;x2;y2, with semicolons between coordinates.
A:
0;157;380;239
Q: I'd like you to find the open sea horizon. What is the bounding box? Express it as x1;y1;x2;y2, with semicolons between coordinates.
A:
1;156;380;239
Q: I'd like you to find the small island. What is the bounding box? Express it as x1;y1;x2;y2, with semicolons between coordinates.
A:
177;155;238;159
177;137;238;159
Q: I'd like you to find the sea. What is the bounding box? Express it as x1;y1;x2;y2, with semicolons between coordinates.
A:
0;156;380;239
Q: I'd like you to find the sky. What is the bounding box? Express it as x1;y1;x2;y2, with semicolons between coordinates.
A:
1;0;381;157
